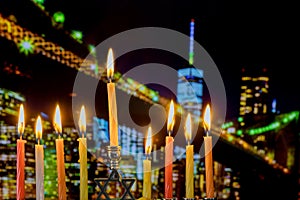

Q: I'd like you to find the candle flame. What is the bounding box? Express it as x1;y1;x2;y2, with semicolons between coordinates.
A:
107;48;114;79
145;126;152;155
17;104;25;135
79;105;86;136
54;104;62;133
203;104;211;132
36;116;42;140
167;100;175;134
185;113;192;143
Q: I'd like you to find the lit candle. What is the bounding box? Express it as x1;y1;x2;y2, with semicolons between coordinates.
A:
17;104;26;200
203;104;215;198
165;100;175;198
77;105;88;200
35;116;44;200
53;105;67;200
185;113;194;198
106;48;119;146
143;126;152;199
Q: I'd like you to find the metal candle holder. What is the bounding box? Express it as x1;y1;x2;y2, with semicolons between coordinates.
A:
107;145;121;169
94;145;136;200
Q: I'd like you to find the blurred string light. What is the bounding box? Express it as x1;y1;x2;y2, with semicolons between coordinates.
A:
222;111;299;136
33;0;45;5
19;37;35;56
32;0;45;9
53;11;65;24
71;30;83;43
247;111;298;135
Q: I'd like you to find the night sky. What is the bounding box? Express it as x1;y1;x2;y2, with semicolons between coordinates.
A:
43;0;300;115
0;0;298;124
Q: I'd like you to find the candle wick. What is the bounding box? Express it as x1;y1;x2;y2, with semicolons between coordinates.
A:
38;138;40;145
187;140;190;146
168;130;172;137
82;132;84;138
20;134;22;140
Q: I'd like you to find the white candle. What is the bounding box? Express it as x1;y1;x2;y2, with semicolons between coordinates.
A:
35;116;44;200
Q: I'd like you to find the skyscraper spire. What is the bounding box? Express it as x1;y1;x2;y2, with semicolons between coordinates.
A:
189;19;195;66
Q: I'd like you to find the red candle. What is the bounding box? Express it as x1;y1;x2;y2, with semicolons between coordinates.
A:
165;100;175;198
17;104;26;200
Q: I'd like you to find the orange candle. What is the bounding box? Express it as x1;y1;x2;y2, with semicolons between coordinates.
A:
78;105;88;200
165;100;175;198
54;105;67;200
17;104;26;200
185;113;194;198
203;105;214;198
106;48;119;146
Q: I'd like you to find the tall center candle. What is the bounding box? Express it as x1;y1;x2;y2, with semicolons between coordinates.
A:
165;100;175;198
203;105;215;198
77;106;88;200
35;116;44;200
185;113;194;198
54;105;67;200
106;48;119;146
17;104;26;200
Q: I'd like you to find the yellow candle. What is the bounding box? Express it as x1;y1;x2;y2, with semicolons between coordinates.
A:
203;104;214;198
17;104;26;200
143;126;152;199
106;48;119;146
185;113;194;198
35;116;44;200
77;106;88;200
54;105;67;200
165;100;175;198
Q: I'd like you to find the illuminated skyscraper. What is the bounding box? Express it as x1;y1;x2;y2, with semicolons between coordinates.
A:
177;19;204;118
239;68;270;116
0;88;25;117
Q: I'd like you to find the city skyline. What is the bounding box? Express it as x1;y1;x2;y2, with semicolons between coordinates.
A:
0;0;299;199
0;0;299;123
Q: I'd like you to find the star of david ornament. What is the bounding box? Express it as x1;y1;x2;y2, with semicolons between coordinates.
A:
95;169;136;200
